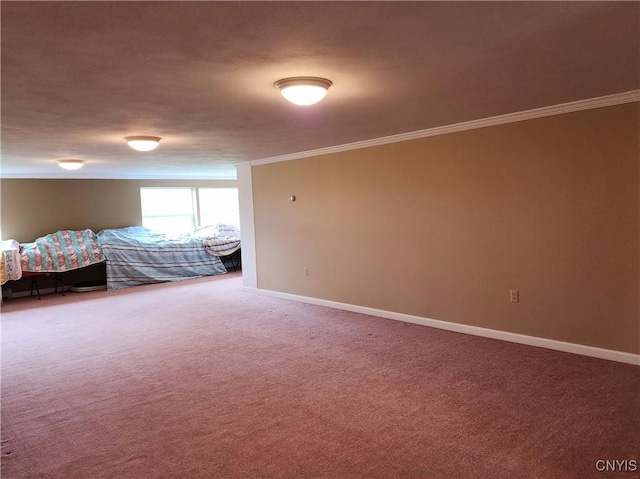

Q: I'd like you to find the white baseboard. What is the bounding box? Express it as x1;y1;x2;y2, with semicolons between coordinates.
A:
244;287;640;366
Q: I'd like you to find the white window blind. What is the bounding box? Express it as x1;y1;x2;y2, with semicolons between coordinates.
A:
198;188;240;229
140;187;240;234
140;188;196;235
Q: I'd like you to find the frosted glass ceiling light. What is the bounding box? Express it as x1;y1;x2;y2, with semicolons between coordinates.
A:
125;135;162;152
58;159;84;170
274;77;333;106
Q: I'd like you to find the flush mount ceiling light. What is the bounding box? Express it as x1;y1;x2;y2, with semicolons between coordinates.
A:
58;159;84;171
125;135;162;152
274;77;333;106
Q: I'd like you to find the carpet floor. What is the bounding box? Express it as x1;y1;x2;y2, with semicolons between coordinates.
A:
1;272;638;478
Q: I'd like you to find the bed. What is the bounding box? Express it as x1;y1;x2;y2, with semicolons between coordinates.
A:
20;229;105;273
1;230;106;299
193;224;241;257
97;226;229;290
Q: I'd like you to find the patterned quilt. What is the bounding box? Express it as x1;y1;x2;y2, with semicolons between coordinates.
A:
1;240;22;285
20;230;105;273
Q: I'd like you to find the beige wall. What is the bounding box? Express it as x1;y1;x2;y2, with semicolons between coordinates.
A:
0;179;236;242
252;103;639;354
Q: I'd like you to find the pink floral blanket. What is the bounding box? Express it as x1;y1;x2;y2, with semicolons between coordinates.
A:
20;230;105;273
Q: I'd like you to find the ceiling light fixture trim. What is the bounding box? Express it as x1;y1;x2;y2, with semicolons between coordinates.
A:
125;135;162;152
58;159;84;170
274;77;333;106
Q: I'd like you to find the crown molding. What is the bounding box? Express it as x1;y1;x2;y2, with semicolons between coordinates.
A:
251;90;640;167
0;173;238;180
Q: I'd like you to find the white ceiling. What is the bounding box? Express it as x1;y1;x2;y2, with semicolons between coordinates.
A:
1;1;638;180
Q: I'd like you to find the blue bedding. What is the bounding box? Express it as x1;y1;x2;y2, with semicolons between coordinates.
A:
97;226;226;290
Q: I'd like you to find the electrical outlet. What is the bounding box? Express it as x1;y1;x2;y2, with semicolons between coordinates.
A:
510;290;519;303
304;267;309;277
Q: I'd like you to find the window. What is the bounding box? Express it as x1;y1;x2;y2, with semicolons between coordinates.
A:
198;188;240;230
140;188;196;235
140;187;240;235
